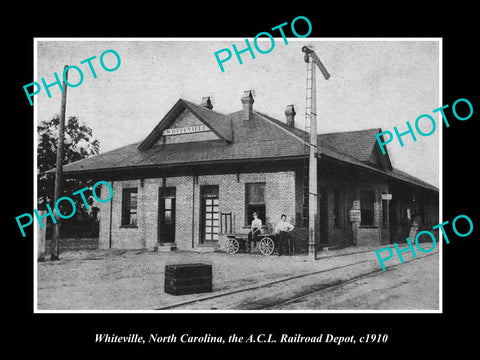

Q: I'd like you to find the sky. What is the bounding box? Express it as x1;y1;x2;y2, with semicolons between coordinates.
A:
35;38;440;187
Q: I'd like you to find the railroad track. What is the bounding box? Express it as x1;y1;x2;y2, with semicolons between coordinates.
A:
155;251;438;310
263;251;439;310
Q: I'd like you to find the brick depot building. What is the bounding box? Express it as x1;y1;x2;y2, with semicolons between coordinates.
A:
62;91;439;252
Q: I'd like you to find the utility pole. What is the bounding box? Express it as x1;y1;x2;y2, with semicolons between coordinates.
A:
302;46;330;260
51;66;68;261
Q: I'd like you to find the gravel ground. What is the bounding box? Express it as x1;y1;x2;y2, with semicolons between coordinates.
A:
36;244;438;311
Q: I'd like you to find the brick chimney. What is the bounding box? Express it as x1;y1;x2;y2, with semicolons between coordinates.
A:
241;90;254;121
201;96;213;110
285;105;296;128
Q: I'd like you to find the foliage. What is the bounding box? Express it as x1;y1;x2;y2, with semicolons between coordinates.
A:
37;116;100;215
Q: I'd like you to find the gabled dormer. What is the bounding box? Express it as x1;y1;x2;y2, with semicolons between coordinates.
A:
370;136;393;171
319;128;393;172
138;97;232;151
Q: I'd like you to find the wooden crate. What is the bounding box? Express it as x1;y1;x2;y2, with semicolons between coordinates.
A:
164;263;212;296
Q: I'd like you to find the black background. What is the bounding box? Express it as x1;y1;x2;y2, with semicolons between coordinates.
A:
7;5;478;356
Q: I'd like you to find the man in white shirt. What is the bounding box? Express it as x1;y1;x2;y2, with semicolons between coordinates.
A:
248;212;262;250
275;214;294;256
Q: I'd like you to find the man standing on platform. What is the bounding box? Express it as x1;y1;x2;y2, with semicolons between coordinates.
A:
248;212;262;250
275;214;294;256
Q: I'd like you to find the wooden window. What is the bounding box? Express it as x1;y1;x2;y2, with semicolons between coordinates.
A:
121;188;138;226
245;183;266;225
360;190;375;227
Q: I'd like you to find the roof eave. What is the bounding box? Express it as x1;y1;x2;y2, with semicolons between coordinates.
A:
61;154;307;177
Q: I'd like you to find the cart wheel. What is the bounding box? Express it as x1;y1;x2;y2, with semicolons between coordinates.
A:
259;237;275;256
225;238;239;254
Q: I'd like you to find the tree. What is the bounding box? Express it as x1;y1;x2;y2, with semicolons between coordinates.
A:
37;116;100;216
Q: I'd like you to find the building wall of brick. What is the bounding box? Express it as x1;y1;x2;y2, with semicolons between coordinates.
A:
98;171;296;250
142;178;162;249
111;180;144;249
98;182;111;249
292;227;309;253
194;172;296;244
294;168;305;225
96;168;436;251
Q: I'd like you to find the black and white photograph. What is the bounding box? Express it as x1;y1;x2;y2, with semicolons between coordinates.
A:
7;8;479;355
33;39;440;312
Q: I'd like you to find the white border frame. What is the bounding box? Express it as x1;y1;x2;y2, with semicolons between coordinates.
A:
33;37;443;314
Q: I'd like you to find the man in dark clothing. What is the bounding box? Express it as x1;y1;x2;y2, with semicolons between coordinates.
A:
275;214;294;256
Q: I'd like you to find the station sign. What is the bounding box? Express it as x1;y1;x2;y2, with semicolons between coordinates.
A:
164;125;209;136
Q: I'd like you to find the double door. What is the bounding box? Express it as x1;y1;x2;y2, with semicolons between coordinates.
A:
158;185;220;245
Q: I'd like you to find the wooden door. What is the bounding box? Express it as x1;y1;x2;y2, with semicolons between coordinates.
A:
158;187;176;243
200;186;219;244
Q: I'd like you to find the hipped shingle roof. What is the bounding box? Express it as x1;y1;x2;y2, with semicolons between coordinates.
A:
57;98;438;192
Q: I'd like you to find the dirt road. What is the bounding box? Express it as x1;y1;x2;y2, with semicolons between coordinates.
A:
36;244;439;311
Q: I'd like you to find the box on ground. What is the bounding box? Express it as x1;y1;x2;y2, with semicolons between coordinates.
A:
164;263;212;296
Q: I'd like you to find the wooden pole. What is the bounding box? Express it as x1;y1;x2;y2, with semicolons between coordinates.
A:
302;46;330;261
37;210;46;262
308;57;318;260
51;66;68;261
